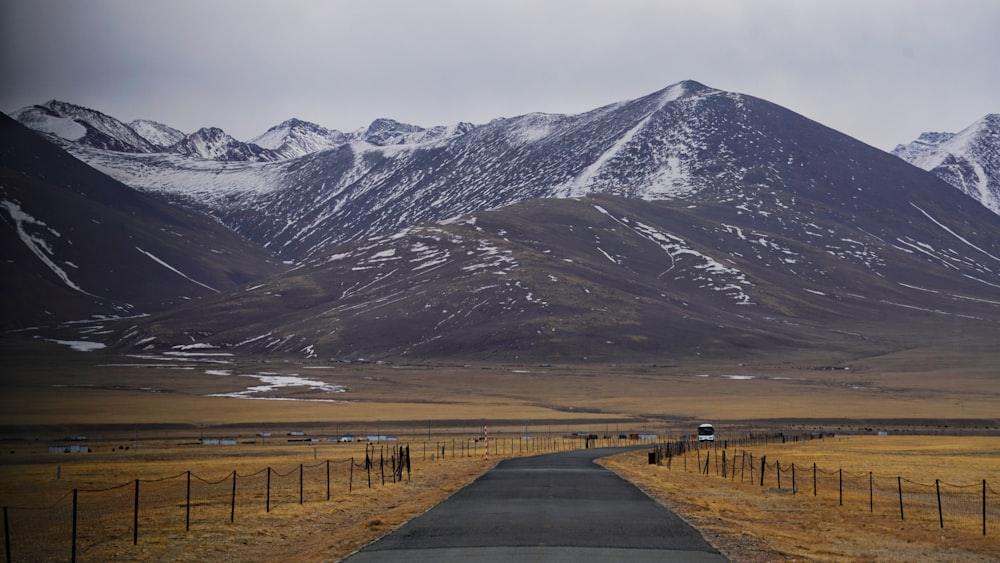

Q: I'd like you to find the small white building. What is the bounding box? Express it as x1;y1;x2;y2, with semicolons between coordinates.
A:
49;444;90;453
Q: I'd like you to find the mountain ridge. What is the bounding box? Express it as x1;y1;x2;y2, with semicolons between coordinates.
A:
7;81;1000;362
893;114;1000;214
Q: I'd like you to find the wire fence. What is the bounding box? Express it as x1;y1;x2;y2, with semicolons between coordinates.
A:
649;433;999;537
1;444;410;563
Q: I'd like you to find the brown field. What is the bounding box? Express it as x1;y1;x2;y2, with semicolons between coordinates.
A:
1;337;998;560
601;435;1000;562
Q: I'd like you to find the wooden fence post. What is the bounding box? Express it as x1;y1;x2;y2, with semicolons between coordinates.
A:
230;470;236;523
3;506;10;563
869;472;873;512
839;469;843;506
133;479;139;546
71;489;77;563
266;467;271;513
897;477;904;520
185;471;191;531
936;479;943;529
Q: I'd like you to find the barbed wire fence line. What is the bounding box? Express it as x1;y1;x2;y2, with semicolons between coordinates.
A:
1;446;410;563
2;432;621;562
649;433;999;537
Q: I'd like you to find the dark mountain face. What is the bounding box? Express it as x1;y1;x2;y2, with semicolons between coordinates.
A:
0;114;284;332
115;193;1000;362
111;80;992;265
8;81;1000;362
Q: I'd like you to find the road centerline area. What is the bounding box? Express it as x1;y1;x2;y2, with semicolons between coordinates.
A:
343;447;728;562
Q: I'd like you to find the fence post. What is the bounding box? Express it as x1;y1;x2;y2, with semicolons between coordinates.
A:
299;464;304;505
839;469;843;506
266;467;271;513
869;472;873;512
760;456;766;487
4;506;11;563
133;479;139;546
326;460;331;501
792;463;796;494
984;480;987;536
936;479;943;529
349;458;354;493
722;450;727;478
185;471;191;531
776;461;781;489
230;471;236;523
813;463;817;496
897;477;904;521
71;489;77;563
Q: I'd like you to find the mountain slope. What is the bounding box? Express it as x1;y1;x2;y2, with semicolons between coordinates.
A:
114;193;1000;362
0;114;285;332
893;114;1000;214
60;81;998;265
130;119;186;150
251;118;349;159
12;100;158;153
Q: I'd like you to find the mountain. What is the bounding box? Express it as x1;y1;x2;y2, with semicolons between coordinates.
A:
10;81;1000;361
0;113;284;332
113;191;1000;362
173;127;282;162
130;119;186;150
251;118;349;159
11;100;158;153
49;81;1000;263
893;115;1000;214
87;81;1000;361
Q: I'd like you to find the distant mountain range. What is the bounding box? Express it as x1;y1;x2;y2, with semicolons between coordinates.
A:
5;82;1000;361
893;114;1000;214
0;113;283;332
10;100;473;163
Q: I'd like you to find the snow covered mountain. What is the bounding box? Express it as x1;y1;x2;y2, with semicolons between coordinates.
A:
0;114;283;332
12;100;158;153
174;127;282;162
49;81;996;263
9;81;1000;361
251;118;350;159
893;114;1000;214
130;119;186;150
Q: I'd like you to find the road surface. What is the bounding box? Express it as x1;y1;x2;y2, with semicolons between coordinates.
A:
343;447;727;562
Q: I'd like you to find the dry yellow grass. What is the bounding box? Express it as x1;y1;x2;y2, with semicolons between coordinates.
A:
600;436;1000;562
2;341;999;560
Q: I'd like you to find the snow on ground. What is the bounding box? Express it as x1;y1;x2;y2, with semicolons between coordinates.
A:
135;246;218;292
46;339;106;352
1;197;95;296
206;372;346;400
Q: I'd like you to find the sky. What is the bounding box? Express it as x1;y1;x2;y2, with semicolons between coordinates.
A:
1;0;997;151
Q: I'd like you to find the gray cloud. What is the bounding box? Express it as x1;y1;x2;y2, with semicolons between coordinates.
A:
2;0;997;150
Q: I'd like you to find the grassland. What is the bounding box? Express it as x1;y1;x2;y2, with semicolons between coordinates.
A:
1;336;998;560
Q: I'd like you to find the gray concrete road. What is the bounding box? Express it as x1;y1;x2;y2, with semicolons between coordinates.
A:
343;447;728;562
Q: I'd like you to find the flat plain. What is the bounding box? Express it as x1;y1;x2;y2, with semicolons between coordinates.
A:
1;336;998;560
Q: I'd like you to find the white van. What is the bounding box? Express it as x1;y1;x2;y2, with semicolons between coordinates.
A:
697;423;715;442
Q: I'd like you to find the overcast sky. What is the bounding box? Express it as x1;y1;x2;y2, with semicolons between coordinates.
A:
2;0;997;151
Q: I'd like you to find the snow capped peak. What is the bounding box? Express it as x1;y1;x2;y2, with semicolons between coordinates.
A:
251;118;347;158
13;100;157;153
891;131;955;164
894;113;1000;215
175;127;280;162
130;119;186;150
